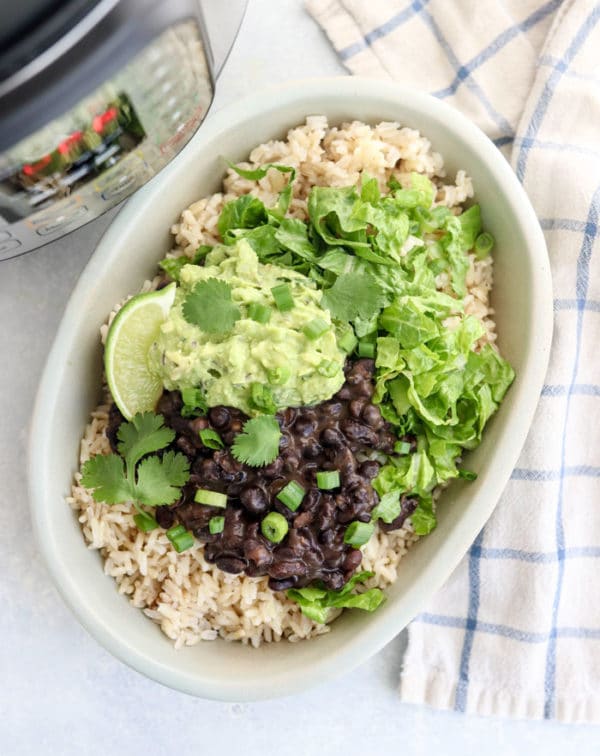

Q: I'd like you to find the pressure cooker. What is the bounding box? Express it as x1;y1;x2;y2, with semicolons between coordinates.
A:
0;0;247;261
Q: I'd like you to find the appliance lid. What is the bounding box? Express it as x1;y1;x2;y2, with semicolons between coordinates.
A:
0;0;247;261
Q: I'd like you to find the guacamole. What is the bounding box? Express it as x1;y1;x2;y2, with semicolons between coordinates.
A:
149;240;345;414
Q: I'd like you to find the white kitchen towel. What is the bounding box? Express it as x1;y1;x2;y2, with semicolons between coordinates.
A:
307;0;600;723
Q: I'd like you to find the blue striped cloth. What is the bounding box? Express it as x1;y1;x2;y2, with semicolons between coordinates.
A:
307;0;600;723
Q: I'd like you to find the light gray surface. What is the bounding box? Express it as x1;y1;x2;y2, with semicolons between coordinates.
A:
2;1;597;752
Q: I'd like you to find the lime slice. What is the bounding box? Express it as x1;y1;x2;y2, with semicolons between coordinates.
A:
105;283;176;420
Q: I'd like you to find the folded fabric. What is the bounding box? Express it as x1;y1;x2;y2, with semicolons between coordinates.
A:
307;0;600;723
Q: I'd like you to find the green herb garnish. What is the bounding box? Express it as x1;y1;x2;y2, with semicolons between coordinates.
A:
231;415;281;467
321;272;385;323
182;278;241;334
81;412;190;533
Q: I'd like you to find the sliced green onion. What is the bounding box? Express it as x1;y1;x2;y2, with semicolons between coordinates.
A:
316;470;340;490
199;428;224;450
271;283;294;311
458;468;478;481
209;516;225;534
302;317;329;341
249;382;277;414
338;329;358;354
133;512;159;532
166;524;186;539
261;512;289;543
317;359;339;378
277;480;305;511
343;521;374;547
394;440;412;455
474;232;494;259
180;387;208;418
248;302;272;324
267;366;291;385
170;530;195;553
357;340;375;358
194;489;227;508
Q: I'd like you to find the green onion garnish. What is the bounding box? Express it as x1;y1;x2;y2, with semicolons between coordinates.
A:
302;317;329;341
133;512;159;532
267;365;291;385
248;302;272;324
316;470;340;490
357;340;375;358
343;521;374;547
180;387;208;418
261;512;289;543
194;489;227;508
209;516;225;534
277;480;305;511
271;283;294;311
166;524;195;553
170;530;195;553
199;428;224;450
249;382;277;414
166;524;186;539
338;329;358;354
394;440;412;455
474;232;494;259
317;359;339;378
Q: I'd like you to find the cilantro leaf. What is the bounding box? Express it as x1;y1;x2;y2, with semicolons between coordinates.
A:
134;451;190;507
182;278;241;334
117;413;175;469
231;415;281;467
322;272;385;323
81;454;132;504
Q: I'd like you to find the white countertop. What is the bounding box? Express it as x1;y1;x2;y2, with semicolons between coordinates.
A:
2;1;598;752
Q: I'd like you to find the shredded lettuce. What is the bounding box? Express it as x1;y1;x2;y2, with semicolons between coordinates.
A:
287;571;385;623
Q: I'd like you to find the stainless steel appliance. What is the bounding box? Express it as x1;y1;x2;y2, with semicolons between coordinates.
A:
0;0;246;260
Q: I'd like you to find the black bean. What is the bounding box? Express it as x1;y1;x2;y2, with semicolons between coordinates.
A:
239;486;269;515
209;406;230;428
321;427;345;448
269;560;308;579
359;460;380;479
343;549;363;572
361;404;384;430
340;419;379;446
215;556;248;574
268;577;298;591
155;506;176;529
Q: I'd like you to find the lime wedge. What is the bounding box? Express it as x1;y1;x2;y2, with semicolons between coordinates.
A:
104;283;176;420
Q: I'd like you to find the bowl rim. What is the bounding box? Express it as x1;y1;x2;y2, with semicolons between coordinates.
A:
28;76;553;700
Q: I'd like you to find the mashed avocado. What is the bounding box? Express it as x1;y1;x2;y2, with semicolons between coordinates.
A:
149;240;345;414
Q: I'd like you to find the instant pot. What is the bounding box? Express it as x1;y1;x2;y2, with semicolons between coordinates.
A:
0;0;247;261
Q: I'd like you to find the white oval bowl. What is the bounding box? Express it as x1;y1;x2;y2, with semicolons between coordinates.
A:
29;77;552;701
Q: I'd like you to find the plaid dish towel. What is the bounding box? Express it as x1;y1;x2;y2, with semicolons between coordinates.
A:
307;0;600;723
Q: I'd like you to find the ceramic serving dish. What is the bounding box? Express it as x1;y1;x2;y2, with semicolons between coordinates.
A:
28;77;553;701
